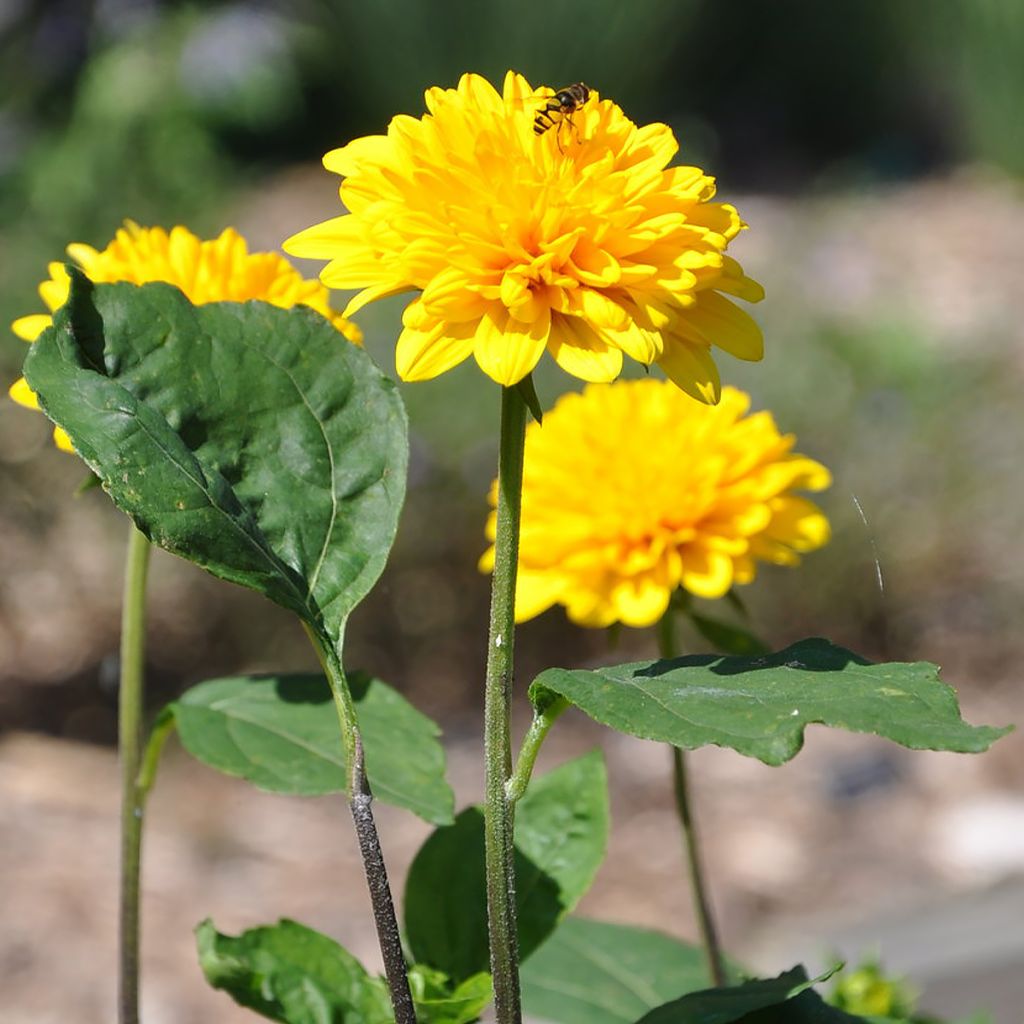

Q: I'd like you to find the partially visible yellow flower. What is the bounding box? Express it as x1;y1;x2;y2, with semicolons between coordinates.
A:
481;380;831;628
285;71;763;398
10;221;361;452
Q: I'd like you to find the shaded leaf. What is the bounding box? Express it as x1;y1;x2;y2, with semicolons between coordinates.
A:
635;966;860;1024
24;272;407;649
173;672;454;825
520;917;712;1024
531;639;1009;766
404;751;609;981
196;918;393;1024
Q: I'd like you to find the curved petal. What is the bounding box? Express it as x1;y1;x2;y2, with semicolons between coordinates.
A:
342;281;416;318
396;319;476;382
473;308;549;386
53;427;75;453
514;568;567;623
323;134;391;176
609;575;672;627
39;264;71;312
657;338;721;404
685;291;764;362
283;216;363;261
11;314;52;341
8;376;40;410
679;545;735;598
548;315;623;383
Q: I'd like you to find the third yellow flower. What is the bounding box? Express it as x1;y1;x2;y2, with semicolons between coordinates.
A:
482;379;831;628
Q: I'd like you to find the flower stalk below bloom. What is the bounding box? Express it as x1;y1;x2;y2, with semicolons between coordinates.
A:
484;385;529;1024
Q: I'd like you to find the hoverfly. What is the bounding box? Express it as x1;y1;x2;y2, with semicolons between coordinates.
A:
532;82;591;150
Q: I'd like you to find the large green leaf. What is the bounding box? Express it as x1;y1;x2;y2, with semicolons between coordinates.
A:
404;751;609;982
530;639;1009;766
172;672;454;825
196;918;393;1024
23;271;407;649
520;917;711;1024
635;966;865;1024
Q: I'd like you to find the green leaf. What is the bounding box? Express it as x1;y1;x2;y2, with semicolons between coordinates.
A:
515;372;544;424
408;965;493;1024
530;639;1010;766
520;917;712;1024
195;918;393;1024
404;751;609;981
635;966;863;1024
172;672;454;825
23;272;407;649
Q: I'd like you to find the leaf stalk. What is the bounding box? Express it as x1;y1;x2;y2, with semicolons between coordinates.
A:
506;697;569;804
308;627;417;1024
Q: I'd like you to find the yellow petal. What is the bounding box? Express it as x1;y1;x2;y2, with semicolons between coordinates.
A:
547;315;623;383
514;568;567;623
11;314;53;341
684;291;764;362
473;308;549;386
764;496;832;552
565;287;630;330
283;216;363;260
609;576;672;628
423;265;490;321
323;134;391;176
54;426;75;453
680;546;735;598
342;281;416;318
8;376;40;410
39;265;71;312
396;319;476;381
657;338;721;403
599;308;663;364
717;256;765;303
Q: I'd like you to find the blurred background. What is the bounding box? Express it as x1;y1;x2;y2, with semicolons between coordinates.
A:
1;1;1023;1021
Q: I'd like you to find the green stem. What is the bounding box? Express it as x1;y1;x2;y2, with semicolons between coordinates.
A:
657;610;727;987
506;697;569;805
484;385;529;1024
304;626;417;1024
118;525;152;1024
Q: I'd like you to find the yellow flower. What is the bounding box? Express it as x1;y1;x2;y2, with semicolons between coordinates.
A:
10;221;361;452
284;71;763;397
481;380;831;628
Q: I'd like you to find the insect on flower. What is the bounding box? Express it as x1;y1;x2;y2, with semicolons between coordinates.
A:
533;82;590;149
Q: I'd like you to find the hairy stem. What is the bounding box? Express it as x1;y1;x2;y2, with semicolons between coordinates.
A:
118;526;151;1024
484;385;528;1024
306;627;416;1024
657;611;727;987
